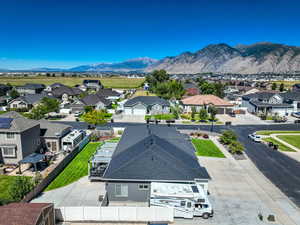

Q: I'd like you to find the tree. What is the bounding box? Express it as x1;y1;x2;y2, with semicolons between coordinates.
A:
9;89;20;99
8;176;34;201
146;69;169;90
199;108;208;121
155;80;185;100
219;130;237;145
84;105;94;113
214;82;225;98
208;105;218;121
199;82;216;95
171;105;181;119
28;105;47;120
41;97;59;113
229;140;245;154
279;83;285;92
271;83;277;90
191;106;196;121
83;110;107;125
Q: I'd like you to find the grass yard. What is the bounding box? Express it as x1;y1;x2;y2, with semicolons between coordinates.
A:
45;142;102;191
132;89;156;97
106;137;121;142
277;135;300;150
262;137;296;152
192;139;226;158
0;76;145;89
256;130;300;135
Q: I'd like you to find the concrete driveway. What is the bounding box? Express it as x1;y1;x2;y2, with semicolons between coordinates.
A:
31;176;106;207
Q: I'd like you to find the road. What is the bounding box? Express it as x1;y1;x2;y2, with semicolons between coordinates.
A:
56;121;300;207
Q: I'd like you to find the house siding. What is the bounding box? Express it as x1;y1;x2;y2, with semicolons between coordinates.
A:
106;182;150;203
0;132;22;164
20;125;41;159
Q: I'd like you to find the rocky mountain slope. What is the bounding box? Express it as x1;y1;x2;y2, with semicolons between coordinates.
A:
145;42;300;74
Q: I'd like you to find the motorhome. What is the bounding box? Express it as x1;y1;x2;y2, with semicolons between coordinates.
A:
62;130;86;151
150;182;213;219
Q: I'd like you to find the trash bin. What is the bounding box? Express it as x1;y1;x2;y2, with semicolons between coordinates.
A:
225;121;232;126
268;142;274;147
273;144;279;150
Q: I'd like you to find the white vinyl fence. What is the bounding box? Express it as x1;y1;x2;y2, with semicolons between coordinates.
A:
56;206;174;222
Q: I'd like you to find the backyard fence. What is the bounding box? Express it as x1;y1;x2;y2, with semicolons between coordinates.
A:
22;135;90;202
55;206;174;223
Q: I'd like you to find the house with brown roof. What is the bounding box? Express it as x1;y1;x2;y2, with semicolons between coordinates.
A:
0;203;54;225
180;94;234;114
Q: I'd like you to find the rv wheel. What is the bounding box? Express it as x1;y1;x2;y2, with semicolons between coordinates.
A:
202;213;209;219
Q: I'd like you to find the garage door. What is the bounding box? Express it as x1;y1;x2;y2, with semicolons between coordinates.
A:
133;108;146;115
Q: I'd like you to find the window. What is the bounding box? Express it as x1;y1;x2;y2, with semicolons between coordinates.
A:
138;184;149;190
115;184;128;197
2;147;16;157
180;201;186;207
6;133;15;139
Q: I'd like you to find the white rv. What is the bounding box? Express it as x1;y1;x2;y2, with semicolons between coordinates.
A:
150;182;213;219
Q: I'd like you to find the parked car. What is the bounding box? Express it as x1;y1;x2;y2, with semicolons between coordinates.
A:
248;133;262;143
74;111;82;117
292;112;300;118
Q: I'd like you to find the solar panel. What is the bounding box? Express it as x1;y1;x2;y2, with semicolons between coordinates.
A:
0;117;13;129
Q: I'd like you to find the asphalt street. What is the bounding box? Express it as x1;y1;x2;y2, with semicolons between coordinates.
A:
57;121;300;207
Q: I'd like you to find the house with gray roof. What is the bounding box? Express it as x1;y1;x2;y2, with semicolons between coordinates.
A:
242;91;300;116
70;93;111;113
97;88;122;101
0;112;41;165
49;84;83;103
124;96;170;115
39;120;72;152
15;83;45;95
8;93;52;110
292;83;300;92
102;125;210;205
83;79;103;91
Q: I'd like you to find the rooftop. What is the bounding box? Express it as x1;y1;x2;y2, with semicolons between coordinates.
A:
124;96;170;107
103;125;210;181
181;94;233;106
0;111;39;132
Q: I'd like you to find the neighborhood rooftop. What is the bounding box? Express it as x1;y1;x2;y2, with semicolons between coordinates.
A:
124;96;170;107
103;125;210;181
181;94;233;106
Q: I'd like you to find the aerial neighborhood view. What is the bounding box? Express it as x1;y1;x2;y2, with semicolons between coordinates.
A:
1;1;300;225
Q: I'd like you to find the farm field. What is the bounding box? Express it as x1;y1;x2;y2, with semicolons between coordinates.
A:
192;139;226;158
277;135;300;150
45;142;102;191
274;80;300;88
0;76;145;89
262;137;296;152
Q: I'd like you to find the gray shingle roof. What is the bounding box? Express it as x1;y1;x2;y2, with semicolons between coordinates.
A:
96;88;121;97
0;112;39;132
80;94;111;106
242;92;277;101
10;93;51;105
39;120;72;137
280;92;300;101
124;96;170;107
51;85;83;98
103;125;210;181
249;100;293;108
17;83;45;90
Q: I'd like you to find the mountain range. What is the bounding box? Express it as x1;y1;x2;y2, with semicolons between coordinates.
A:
146;42;300;74
2;42;300;74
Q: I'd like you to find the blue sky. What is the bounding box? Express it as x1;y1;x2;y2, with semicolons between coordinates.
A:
1;0;300;69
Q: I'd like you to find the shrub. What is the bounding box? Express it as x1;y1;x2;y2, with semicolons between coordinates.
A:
219;130;237;145
228;141;245;154
181;114;191;120
8;176;34;201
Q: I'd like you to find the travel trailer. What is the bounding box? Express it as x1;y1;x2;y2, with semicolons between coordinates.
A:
150;182;213;219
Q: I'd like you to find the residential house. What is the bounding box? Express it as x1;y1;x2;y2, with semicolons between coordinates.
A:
0;203;55;225
83;79;103;91
124;96;170;115
181;95;234;114
45;83;65;92
241;91;300;116
39;120;72;152
49;84;83;103
8;93;51;110
102;125;210;205
15;83;45;95
0;112;41;165
70;93;111;113
292;83;300;92
97;88;122;101
183;82;200;96
0;84;12;96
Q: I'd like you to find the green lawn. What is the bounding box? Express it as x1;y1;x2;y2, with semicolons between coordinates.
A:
0;175;31;204
192;139;226;158
262;137;296;152
45;142;102;191
277;135;300;150
106;137;121;142
0;76;145;89
256;130;300;135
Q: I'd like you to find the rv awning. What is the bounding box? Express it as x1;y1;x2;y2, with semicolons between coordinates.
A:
19;153;45;164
